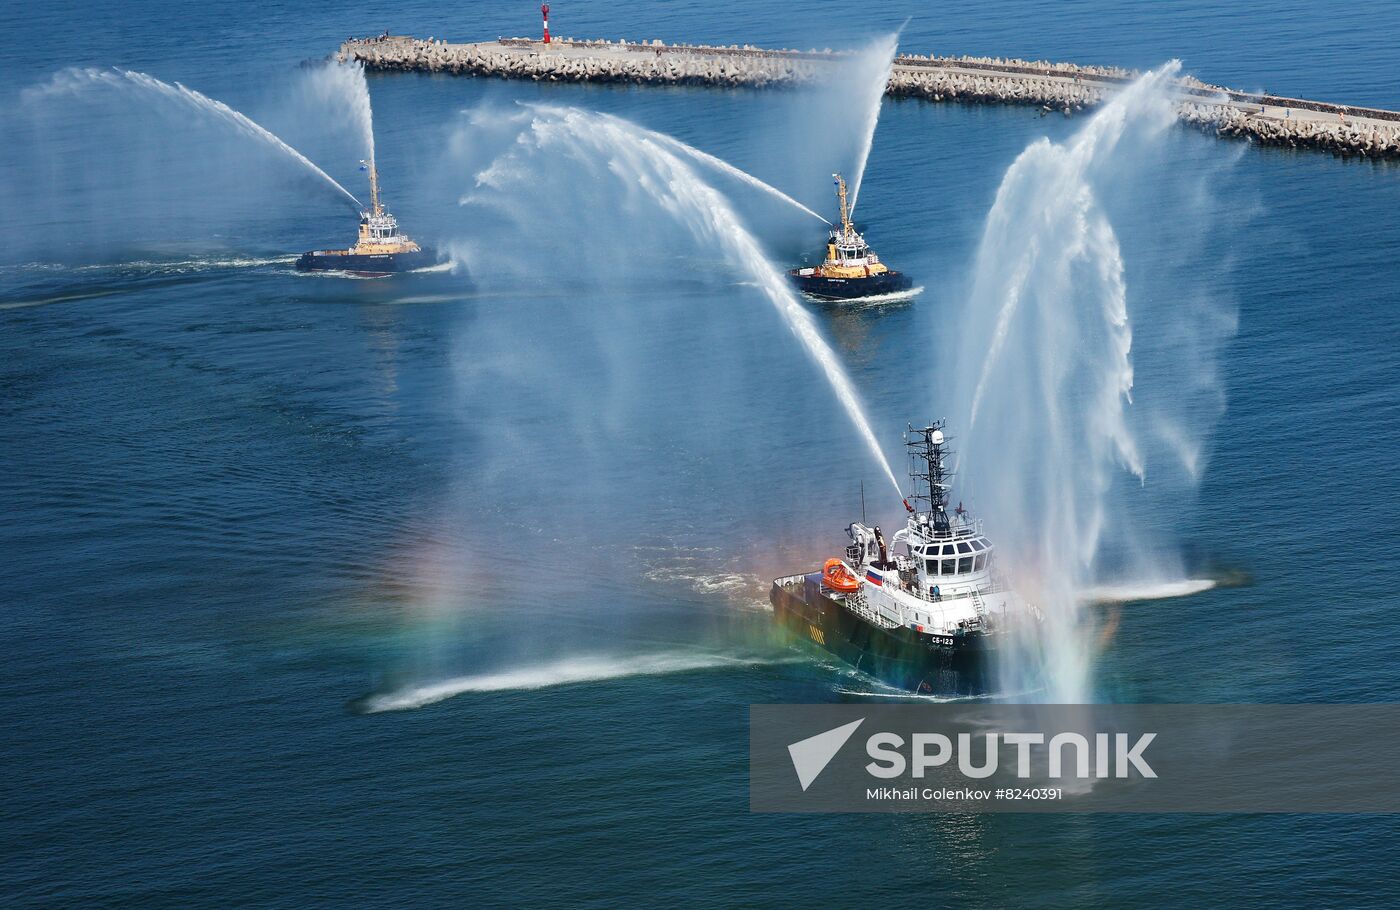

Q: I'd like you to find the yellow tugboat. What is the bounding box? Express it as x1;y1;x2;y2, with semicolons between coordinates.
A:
296;159;431;276
789;174;912;300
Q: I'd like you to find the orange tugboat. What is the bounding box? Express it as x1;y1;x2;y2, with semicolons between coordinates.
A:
789;173;912;300
296;159;431;276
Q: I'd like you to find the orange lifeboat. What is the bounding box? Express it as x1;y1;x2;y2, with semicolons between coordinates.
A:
821;558;862;593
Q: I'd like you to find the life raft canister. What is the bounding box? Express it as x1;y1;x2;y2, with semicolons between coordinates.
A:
822;558;862;593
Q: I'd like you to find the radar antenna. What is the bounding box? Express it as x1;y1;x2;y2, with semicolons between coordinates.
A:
904;422;953;533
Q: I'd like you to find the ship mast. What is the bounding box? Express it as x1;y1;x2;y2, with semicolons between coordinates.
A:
362;158;382;216
905;422;953;533
833;173;852;240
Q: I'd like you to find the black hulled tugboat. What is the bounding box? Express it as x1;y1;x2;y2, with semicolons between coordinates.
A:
296;159;431;276
770;423;1041;695
788;174;913;301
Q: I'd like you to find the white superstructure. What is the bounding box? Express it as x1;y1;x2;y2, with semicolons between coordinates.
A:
836;424;1035;641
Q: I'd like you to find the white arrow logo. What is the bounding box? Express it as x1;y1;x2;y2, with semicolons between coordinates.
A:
787;718;865;791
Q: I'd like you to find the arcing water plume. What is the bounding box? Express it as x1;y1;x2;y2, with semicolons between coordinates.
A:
463;105;902;497
25;68;361;210
845;30;901;218
519;104;828;224
651;132;831;225
951;62;1190;703
296;61;376;175
746;29;901;224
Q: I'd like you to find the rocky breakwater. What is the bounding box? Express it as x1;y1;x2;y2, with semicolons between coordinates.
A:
339;36;823;87
1179;99;1400;159
339;36;1400;159
887;53;1117;114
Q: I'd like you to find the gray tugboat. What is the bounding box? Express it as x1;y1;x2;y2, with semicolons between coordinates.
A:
770;423;1041;694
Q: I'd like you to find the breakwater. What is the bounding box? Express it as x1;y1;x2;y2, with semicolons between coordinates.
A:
340;36;1400;159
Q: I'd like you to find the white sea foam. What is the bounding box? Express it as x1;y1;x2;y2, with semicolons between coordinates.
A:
1083;578;1217;603
5;255;297;273
798;285;924;306
291;268;390;280
833;686;1042;702
358;652;765;712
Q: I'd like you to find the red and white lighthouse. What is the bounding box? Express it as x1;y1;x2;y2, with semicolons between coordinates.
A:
541;4;551;44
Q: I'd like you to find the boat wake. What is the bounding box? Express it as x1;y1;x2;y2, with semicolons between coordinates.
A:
352;651;777;713
288;261;450;280
290;268;391;280
0;255;299;308
4;255;297;274
1083;577;1217;603
642;568;760;595
0;290;127;310
833;686;1042;702
801;284;924;306
822;658;1042;702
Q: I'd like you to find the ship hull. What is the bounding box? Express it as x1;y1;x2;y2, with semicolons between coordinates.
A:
295;249;434;276
787;269;913;301
771;574;996;695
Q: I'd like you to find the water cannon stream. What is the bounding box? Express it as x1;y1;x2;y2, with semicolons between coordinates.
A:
953;61;1187;703
25;67;363;211
845;28;902;220
468;106;903;497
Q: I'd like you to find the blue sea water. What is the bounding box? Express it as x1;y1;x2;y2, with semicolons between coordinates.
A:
4;1;1400;906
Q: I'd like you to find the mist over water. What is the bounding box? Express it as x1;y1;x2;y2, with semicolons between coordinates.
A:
30;68;361;208
845;31;901;218
950;61;1234;702
282;61;376;175
8;4;1400;903
735;30;903;223
645;127;830;225
453;105;902;496
330;100;926;705
2;67;363;265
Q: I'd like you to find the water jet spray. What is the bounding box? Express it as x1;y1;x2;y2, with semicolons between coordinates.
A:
952;62;1189;703
464;106;903;498
27;68;364;211
845;29;902;220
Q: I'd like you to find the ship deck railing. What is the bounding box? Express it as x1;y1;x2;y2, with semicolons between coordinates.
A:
834;590;903;630
896;577;1013;606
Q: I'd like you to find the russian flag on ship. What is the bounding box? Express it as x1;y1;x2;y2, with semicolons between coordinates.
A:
864;568;883;586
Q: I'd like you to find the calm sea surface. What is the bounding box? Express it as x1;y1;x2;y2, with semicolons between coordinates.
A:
4;2;1400;906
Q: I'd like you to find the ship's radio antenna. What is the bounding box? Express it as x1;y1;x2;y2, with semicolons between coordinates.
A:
832;173;852;238
860;479;867;525
361;158;381;215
